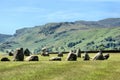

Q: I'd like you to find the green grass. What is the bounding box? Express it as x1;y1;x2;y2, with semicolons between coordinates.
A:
0;53;120;80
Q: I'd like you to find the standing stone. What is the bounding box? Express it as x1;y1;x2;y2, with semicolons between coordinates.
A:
66;51;77;61
58;52;63;57
104;53;110;60
1;57;10;61
93;51;104;60
83;52;90;61
41;52;49;56
76;48;81;57
49;57;61;61
24;48;31;56
25;55;39;61
41;47;49;56
13;48;24;61
9;52;14;56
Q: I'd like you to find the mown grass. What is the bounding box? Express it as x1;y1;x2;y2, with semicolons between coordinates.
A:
0;53;120;80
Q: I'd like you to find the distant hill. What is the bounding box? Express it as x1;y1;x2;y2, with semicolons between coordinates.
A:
0;18;120;53
0;34;12;43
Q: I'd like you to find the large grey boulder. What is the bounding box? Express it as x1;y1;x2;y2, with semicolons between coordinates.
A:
104;53;110;60
66;51;77;61
25;55;39;61
41;47;49;56
83;52;90;61
1;57;10;61
24;48;31;56
13;48;24;61
8;51;14;56
49;57;61;61
76;48;81;57
93;51;104;60
41;52;49;56
58;52;63;57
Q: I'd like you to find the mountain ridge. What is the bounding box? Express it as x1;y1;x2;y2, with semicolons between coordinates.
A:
6;18;120;37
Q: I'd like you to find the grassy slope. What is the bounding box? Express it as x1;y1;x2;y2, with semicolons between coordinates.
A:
7;27;120;52
0;53;120;80
1;18;120;52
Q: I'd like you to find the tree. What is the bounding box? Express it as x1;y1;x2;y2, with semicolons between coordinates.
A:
98;44;105;50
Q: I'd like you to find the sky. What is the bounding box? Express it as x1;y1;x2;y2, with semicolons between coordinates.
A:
0;0;120;34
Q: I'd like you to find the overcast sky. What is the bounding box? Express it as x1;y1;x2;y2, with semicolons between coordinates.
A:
0;0;120;34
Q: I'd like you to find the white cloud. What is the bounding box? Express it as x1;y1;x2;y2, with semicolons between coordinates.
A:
41;11;83;22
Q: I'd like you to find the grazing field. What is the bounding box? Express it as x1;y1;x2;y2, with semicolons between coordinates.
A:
0;53;120;80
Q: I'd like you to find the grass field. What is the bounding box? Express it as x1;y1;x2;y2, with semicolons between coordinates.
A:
0;53;120;80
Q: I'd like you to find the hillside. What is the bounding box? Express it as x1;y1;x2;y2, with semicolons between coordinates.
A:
0;18;120;53
0;34;12;43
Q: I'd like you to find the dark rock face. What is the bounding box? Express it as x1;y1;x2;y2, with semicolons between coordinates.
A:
1;57;10;61
93;51;104;60
25;55;39;61
66;51;77;61
104;53;110;60
58;52;63;57
49;57;61;61
24;48;31;56
13;48;24;61
83;52;90;61
76;49;81;57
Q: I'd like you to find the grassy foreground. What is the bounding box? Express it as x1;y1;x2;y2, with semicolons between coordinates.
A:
0;53;120;80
